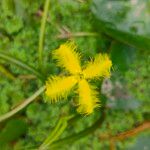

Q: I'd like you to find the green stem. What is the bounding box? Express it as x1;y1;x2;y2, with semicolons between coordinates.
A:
50;121;67;144
0;64;15;80
42;119;63;146
40;121;68;150
38;0;50;69
39;115;76;150
0;86;45;123
0;52;44;80
50;111;105;149
50;121;68;144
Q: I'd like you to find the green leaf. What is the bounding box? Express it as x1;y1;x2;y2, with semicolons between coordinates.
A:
92;0;150;50
0;64;15;80
0;119;27;144
110;42;136;73
0;52;44;80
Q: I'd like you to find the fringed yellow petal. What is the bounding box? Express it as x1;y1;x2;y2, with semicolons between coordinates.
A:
77;79;100;115
83;54;112;79
53;42;82;74
45;76;77;102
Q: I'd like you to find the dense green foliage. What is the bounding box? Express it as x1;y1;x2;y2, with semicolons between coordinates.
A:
0;0;149;149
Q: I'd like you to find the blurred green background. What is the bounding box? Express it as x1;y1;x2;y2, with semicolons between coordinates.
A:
0;0;149;149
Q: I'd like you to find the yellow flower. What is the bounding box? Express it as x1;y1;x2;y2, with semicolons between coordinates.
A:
46;76;77;102
83;54;112;79
45;42;112;115
77;79;99;115
53;42;81;74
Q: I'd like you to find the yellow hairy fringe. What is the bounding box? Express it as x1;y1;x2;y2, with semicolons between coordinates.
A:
77;79;100;115
45;76;77;102
53;42;81;74
45;41;112;115
83;54;112;79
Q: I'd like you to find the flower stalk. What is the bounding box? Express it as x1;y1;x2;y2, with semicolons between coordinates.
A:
38;0;50;70
39;115;76;150
0;86;45;123
49;110;105;149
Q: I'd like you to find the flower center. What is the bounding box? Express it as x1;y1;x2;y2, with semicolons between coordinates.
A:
78;73;84;80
